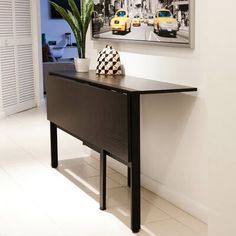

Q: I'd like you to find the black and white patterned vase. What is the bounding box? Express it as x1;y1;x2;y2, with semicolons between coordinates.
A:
96;45;122;75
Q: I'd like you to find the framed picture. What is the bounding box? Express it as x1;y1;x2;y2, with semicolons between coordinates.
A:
91;0;194;48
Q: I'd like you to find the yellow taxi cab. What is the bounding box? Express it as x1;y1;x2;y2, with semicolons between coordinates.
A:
111;9;131;34
143;15;148;24
153;9;179;37
132;15;141;26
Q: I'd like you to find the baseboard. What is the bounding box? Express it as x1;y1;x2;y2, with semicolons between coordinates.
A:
2;100;37;116
141;174;208;223
37;98;46;107
90;150;208;223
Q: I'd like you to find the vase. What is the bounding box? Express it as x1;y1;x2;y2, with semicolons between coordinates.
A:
96;45;122;75
74;58;90;73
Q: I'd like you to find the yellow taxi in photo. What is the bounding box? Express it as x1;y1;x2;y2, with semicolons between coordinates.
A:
143;15;148;24
111;9;131;34
132;15;141;26
153;9;179;37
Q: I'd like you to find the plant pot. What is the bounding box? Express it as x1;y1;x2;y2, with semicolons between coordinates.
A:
74;58;90;73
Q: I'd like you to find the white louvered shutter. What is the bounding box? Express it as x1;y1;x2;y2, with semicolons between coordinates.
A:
0;46;17;109
15;0;32;37
17;44;35;103
0;0;14;38
0;0;36;116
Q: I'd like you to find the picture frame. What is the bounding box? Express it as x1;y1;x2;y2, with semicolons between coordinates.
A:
91;0;195;48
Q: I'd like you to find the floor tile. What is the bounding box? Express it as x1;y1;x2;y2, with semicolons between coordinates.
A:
0;106;207;236
57;165;100;194
107;187;131;207
141;187;160;201
109;172;128;186
85;156;116;174
84;156;100;169
141;219;199;236
58;157;88;168
60;162;99;178
175;213;208;236
85;175;122;190
141;199;170;223
108;199;170;226
0;176;65;236
149;197;189;218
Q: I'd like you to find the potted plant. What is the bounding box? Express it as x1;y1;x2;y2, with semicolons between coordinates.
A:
50;0;94;72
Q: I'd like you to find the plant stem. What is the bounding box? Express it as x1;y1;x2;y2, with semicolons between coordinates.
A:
78;47;81;58
81;36;86;58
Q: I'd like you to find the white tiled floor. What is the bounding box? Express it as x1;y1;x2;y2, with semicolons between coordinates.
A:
0;106;207;236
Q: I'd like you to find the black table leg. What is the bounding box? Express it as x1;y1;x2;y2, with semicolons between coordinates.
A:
50;122;58;168
100;150;107;210
128;94;141;233
128;167;131;187
131;158;140;233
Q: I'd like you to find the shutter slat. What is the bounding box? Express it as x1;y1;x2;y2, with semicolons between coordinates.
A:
0;0;35;114
0;46;17;108
15;0;32;37
0;0;13;37
17;44;35;104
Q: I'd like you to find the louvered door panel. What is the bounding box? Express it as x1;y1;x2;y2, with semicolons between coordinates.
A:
0;46;17;108
15;0;32;37
0;0;35;116
0;0;14;38
17;44;35;103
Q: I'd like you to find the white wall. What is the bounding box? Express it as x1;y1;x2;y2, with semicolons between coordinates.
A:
87;0;208;223
40;0;76;44
0;96;3;118
207;0;236;235
32;0;44;107
38;0;236;233
0;71;3;117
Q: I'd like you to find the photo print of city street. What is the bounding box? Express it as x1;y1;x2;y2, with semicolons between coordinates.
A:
92;0;192;46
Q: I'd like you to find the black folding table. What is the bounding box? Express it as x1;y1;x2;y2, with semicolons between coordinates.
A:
46;70;197;233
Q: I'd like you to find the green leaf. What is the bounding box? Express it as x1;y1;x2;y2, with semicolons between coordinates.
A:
50;0;94;58
68;0;83;34
50;1;81;55
83;0;94;37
